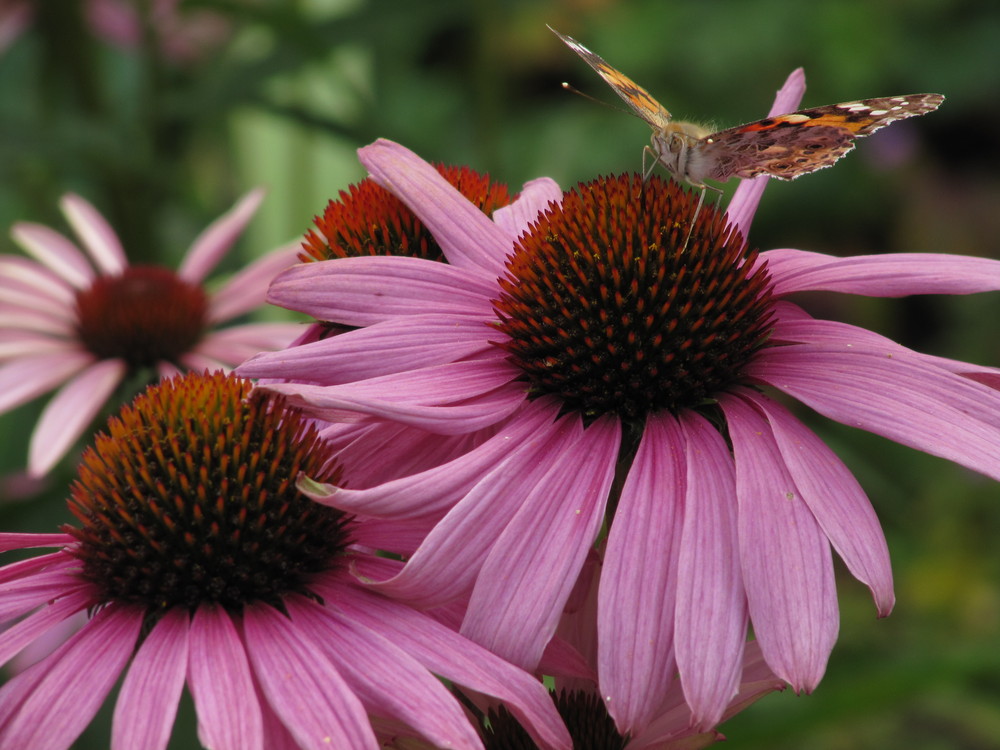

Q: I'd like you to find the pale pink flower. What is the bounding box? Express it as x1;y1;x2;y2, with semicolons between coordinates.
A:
239;71;1000;735
0;190;301;476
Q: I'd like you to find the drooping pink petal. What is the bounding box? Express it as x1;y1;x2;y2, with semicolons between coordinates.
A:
267;255;497;326
29;357;127;476
179;189;265;284
764;248;1000;297
717;641;786;722
0;594;86;669
493;177;562;240
59;194;127;275
770;301;1000;379
261;359;525;434
737;387;894;615
238;313;494;384
320;418;497;487
721;393;838;693
598;413;685;735
112;608;189;750
727;68;806;238
0;567;91;621
749;343;1000;482
367;408;579;605
304;402;558;520
321;585;573;750
462;415;620;670
0;604;142;750
284;596;484;750
258;693;303;750
207;241;299;323
8;223;95;289
359;139;515;276
189;604;263;750
0;350;96;412
242;602;379;750
673;410;747;729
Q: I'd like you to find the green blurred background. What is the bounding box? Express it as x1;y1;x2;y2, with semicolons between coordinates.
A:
1;0;998;747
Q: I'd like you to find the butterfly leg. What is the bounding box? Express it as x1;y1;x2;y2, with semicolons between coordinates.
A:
642;145;660;182
681;182;722;252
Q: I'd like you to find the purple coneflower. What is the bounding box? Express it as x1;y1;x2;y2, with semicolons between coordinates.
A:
0;190;301;476
239;73;1000;734
0;371;570;750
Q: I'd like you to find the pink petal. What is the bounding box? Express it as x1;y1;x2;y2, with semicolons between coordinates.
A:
207;241;300;323
59;194;127;275
717;641;786;721
0;336;75;362
771;301;1000;378
267;255;497;326
0;533;74;553
369;408;582;606
284;596;484;750
238;313;493;384
179;189;265;283
359;138;515;275
749;343;1000;482
0;604;142;749
0;594;85;670
721;393;838;692
9;223;95;288
727;68;806;238
0;256;77;308
0;256;76;320
112;608;189;750
764;248;1000;297
738;388;894;615
324;585;573;750
598;413;684;734
0;283;77;322
242;602;379;750
0;350;95;413
261;359;524;434
189;604;263;750
462;415;620;670
493;177;562;240
673;411;748;728
29;358;126;476
0;564;91;622
0;309;76;339
303;402;558;520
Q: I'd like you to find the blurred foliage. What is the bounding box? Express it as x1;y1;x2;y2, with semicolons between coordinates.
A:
1;0;999;748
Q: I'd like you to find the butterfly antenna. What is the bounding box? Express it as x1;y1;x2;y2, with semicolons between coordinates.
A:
560;82;632;117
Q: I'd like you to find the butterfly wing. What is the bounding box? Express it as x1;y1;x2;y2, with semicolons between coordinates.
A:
695;93;945;182
549;26;673;130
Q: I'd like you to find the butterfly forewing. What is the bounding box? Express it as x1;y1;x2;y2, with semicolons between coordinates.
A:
548;26;673;130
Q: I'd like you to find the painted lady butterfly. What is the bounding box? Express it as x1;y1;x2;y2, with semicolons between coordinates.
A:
550;26;944;189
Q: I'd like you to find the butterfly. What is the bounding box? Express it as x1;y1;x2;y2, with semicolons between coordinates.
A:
549;26;944;192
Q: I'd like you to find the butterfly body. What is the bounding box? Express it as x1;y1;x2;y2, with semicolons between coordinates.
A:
550;26;944;188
